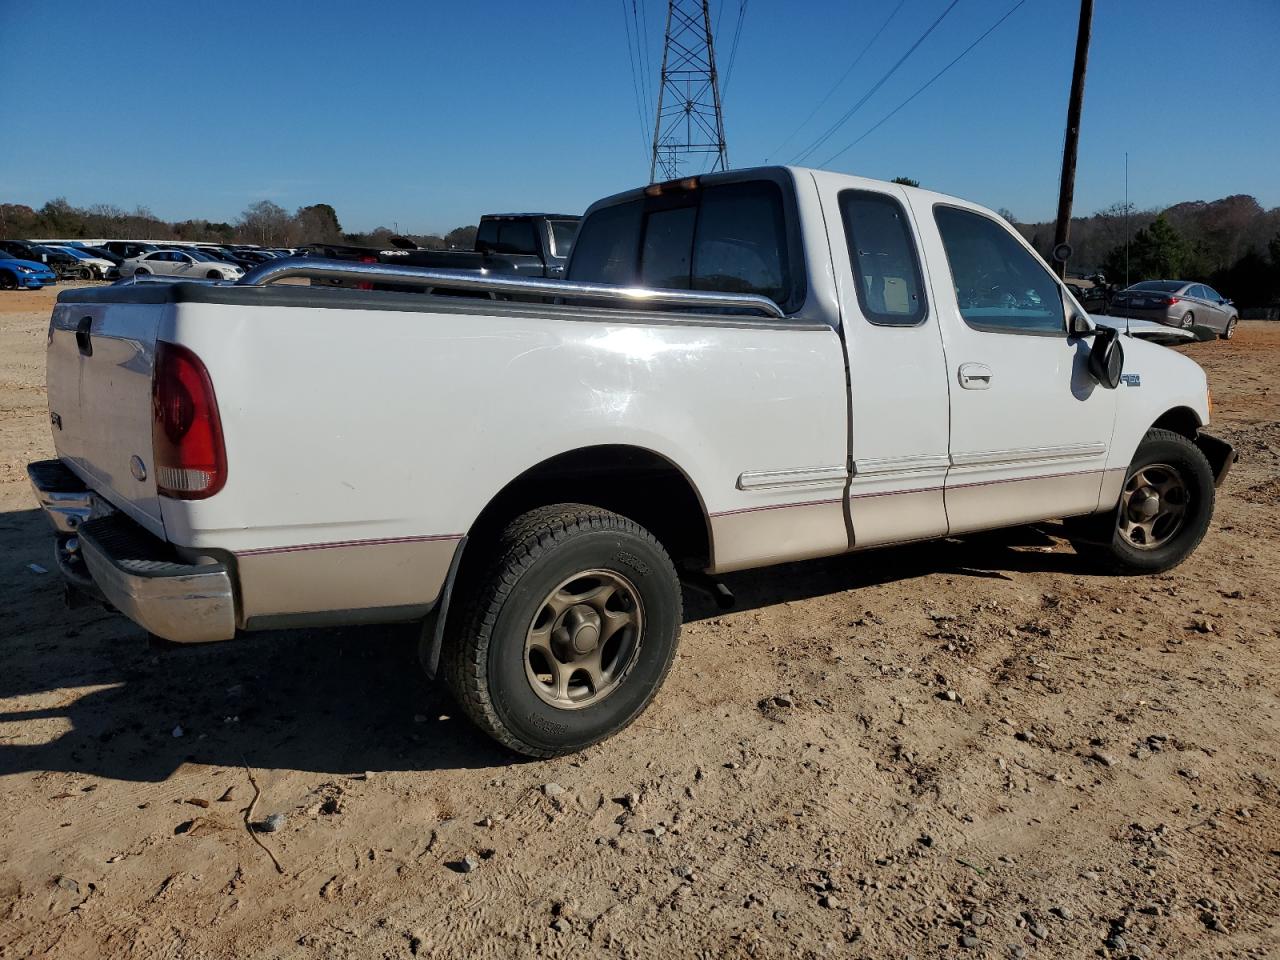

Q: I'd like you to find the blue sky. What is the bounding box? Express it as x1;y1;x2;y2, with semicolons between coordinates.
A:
1;0;1276;233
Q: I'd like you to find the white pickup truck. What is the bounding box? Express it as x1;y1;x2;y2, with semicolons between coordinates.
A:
29;166;1235;757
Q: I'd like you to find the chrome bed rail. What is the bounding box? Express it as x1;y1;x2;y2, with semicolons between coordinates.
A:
236;258;786;319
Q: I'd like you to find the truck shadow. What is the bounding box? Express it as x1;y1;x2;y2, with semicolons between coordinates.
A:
0;504;1093;783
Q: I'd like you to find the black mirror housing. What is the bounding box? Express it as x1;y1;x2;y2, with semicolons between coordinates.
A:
1087;326;1124;389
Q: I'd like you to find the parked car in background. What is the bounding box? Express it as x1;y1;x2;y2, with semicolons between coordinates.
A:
101;241;160;260
1108;280;1239;339
0;240;78;274
119;248;244;281
79;245;125;268
0;252;57;290
48;245;116;279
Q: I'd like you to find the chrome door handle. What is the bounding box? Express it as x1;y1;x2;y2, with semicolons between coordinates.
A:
958;363;992;389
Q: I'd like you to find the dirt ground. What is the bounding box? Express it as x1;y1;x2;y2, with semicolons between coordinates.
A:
1;284;1276;959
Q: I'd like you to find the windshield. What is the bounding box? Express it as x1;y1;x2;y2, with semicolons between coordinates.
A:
56;247;90;260
1128;280;1185;293
180;249;217;261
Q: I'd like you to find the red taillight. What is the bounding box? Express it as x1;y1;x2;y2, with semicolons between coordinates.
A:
1165;296;1180;305
358;255;376;290
151;342;226;499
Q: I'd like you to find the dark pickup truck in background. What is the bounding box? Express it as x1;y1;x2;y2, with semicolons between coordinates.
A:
301;213;580;290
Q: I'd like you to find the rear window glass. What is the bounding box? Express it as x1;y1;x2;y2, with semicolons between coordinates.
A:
1128;280;1184;292
567;200;642;286
569;179;795;308
476;220;539;256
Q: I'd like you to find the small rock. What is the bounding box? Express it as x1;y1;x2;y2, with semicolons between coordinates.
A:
55;876;79;894
1105;934;1127;953
622;791;640;810
453;854;480;874
1016;730;1036;743
257;813;286;833
724;761;740;770
542;782;565;798
171;725;185;738
647;825;666;838
1080;870;1100;880
773;694;795;708
1010;947;1026;959
970;911;989;927
1178;768;1200;781
818;894;840;909
1029;672;1045;682
941;689;958;702
475;817;494;828
1189;619;1214;633
959;935;979;949
673;864;695;882
185;797;210;809
1029;922;1048;939
550;917;568;932
1051;905;1074;921
1089;750;1116;768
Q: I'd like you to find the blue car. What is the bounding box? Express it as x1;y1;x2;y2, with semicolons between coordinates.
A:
0;253;57;290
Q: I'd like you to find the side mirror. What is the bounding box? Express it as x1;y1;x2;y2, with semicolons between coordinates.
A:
1068;312;1094;338
1087;326;1124;389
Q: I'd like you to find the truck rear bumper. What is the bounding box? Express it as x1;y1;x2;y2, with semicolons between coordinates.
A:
28;459;237;643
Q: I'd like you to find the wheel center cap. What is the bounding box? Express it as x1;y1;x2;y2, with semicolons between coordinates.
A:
561;605;602;656
1133;488;1160;520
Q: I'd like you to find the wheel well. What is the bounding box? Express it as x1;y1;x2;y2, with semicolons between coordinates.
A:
464;445;712;573
1151;406;1202;439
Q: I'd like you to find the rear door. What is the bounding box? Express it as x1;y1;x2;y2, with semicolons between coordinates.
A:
816;175;949;546
914;202;1118;533
46;299;166;536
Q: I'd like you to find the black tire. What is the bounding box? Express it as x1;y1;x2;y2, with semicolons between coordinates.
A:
0;270;16;291
1222;316;1237;340
206;270;221;279
134;267;149;276
1066;428;1215;574
441;504;682;757
1181;311;1195;329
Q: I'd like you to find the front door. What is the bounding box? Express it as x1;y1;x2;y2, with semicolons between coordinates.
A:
913;203;1119;534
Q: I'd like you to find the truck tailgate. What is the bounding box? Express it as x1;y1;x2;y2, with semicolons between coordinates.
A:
47;299;166;537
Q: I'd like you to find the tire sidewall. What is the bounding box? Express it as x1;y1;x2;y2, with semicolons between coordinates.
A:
1107;433;1214;573
485;527;680;753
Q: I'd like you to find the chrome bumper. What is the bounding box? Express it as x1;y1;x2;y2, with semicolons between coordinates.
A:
27;459;237;643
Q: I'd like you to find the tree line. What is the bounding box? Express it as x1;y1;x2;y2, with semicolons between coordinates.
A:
1015;194;1280;309
0;198;479;252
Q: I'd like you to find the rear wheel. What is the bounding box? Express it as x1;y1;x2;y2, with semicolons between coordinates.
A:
1181;311;1195;329
440;504;682;757
0;270;16;291
1066;428;1214;574
1222;316;1237;340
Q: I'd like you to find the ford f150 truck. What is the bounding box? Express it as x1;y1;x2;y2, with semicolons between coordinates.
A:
28;166;1235;757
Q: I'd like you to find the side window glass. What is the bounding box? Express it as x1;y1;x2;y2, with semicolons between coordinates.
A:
933;206;1064;335
1204;286;1222;302
639;205;696;290
839;189;927;326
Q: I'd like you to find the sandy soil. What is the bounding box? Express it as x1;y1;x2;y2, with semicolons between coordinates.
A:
1;284;1277;959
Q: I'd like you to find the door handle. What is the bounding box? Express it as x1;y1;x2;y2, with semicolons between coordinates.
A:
958;362;992;389
75;316;93;357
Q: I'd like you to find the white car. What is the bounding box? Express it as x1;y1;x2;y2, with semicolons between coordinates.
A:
49;245;115;279
31;165;1235;758
119;248;244;281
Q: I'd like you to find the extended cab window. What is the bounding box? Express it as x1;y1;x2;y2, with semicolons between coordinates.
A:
839;190;926;326
568;179;796;309
934;206;1064;335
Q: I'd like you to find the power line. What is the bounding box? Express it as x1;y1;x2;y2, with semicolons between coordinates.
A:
720;0;748;103
766;0;907;162
791;0;963;165
635;0;656;128
621;0;653;162
820;0;1027;166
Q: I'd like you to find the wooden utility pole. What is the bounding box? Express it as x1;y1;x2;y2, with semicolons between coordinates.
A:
1052;0;1094;279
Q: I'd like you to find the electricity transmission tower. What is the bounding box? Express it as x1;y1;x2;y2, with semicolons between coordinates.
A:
650;0;728;182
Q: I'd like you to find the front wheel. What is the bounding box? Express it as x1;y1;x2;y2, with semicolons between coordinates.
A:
440;504;682;757
1066;428;1215;574
1222;316;1237;340
134;267;149;276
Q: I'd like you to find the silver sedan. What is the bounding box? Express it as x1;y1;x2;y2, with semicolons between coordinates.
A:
1107;280;1239;339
